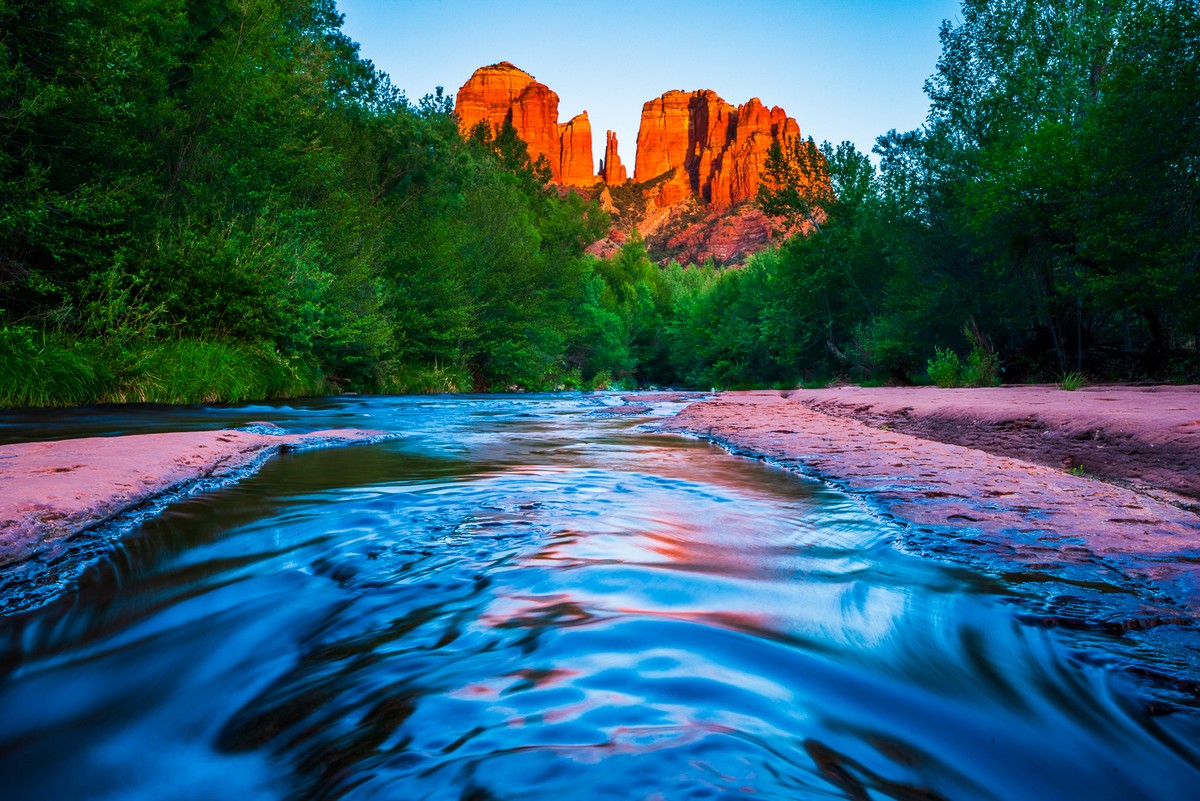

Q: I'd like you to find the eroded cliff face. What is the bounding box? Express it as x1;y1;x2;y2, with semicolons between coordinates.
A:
456;63;808;263
558;113;594;187
455;62;596;187
634;90;800;208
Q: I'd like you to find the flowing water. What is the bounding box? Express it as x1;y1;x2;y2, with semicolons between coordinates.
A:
1;394;1198;800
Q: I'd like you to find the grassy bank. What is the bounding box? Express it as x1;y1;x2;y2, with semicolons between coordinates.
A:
0;328;331;408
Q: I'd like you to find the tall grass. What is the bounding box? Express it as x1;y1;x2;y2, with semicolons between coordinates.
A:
1059;371;1087;391
109;340;329;404
0;327;114;407
0;328;331;408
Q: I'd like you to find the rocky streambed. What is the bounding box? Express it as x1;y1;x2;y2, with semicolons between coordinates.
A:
2;391;1200;799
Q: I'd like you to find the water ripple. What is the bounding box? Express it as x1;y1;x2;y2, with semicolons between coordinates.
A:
2;395;1199;800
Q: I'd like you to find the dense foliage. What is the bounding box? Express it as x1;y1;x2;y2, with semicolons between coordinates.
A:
0;0;612;403
1;0;1196;406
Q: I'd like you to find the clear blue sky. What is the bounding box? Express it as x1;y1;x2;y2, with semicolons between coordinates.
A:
336;0;962;170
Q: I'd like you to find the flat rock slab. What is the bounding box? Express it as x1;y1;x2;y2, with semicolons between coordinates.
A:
794;384;1200;502
0;428;390;567
589;404;653;417
621;392;707;404
659;392;1200;619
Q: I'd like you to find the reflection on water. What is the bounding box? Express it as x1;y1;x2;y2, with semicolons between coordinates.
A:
1;394;1198;800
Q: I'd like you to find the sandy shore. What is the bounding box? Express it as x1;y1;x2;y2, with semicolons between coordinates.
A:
655;388;1200;691
0;427;391;567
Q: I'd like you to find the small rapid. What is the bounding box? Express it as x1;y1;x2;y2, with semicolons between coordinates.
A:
1;394;1198;800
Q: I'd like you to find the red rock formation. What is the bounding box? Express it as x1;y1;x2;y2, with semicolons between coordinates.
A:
457;65;812;263
633;89;800;208
652;167;692;207
558;113;594;187
455;62;595;186
633;90;701;182
455;62;536;130
665;205;792;265
508;80;562;177
600;130;627;184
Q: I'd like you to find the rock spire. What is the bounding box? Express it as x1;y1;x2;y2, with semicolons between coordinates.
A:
600;130;628;184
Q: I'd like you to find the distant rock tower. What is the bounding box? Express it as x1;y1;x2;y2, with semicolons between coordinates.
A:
600;130;628;184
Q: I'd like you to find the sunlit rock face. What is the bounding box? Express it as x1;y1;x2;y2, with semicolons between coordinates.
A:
455;62;596;187
456;63;809;264
558;112;595;187
634;89;800;208
600;130;628;185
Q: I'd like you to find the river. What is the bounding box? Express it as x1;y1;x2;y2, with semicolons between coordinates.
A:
1;394;1198;800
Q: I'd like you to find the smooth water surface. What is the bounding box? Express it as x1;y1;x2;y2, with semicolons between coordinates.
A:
2;394;1198;800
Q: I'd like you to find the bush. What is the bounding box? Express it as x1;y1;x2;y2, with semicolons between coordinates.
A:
963;346;1002;387
0;329;330;408
376;361;472;394
111;340;328;404
926;322;1003;388
855;317;922;384
927;347;964;387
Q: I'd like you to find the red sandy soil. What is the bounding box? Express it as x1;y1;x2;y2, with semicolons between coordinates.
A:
0;428;388;567
658;390;1200;620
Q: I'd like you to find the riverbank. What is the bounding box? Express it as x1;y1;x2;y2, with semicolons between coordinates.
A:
794;384;1200;504
654;387;1200;698
0;427;392;567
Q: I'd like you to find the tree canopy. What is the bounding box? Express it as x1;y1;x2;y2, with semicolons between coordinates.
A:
1;0;1196;405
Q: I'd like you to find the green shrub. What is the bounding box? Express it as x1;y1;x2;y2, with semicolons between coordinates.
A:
927;347;964;387
376;361;472;394
926;325;1003;389
0;330;330;408
587;370;614;391
963;346;1002;387
960;321;1002;386
855;316;921;383
113;340;329;404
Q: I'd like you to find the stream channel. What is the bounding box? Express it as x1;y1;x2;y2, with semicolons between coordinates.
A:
1;394;1199;800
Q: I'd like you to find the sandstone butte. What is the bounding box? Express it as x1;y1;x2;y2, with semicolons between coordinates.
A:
634;90;801;209
455;62;595;187
455;63;803;209
455;62;810;263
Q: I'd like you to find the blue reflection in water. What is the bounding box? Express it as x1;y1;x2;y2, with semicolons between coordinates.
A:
1;394;1198;800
